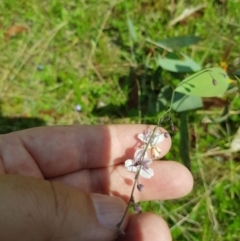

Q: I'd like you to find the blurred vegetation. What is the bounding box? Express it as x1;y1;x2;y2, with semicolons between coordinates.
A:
0;0;240;240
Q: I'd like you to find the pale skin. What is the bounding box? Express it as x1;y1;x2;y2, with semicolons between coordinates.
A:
0;125;193;241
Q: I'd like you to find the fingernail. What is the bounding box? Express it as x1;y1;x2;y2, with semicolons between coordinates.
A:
91;194;126;229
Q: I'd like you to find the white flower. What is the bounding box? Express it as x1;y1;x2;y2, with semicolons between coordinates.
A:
138;131;165;159
138;131;165;146
125;159;138;172
124;149;154;179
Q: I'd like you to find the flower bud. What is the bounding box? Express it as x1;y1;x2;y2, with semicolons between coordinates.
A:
134;204;142;213
165;115;171;122
137;184;144;192
164;132;169;138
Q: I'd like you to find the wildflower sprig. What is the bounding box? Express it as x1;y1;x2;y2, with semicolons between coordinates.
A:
116;120;169;237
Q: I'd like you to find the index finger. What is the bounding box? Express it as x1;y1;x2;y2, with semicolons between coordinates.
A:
0;125;171;178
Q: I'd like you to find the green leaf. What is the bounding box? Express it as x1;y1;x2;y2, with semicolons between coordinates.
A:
157;53;201;73
172;92;203;112
146;38;173;52
127;17;137;42
158;36;201;50
175;67;229;97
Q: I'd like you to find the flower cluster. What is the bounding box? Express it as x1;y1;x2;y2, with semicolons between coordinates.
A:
124;130;166;179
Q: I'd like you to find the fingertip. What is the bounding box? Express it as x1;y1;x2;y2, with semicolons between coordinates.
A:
158;128;172;156
132;161;194;201
121;213;172;241
182;165;194;195
168;161;194;198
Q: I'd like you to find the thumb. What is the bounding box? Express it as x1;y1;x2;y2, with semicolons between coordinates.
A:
0;174;127;241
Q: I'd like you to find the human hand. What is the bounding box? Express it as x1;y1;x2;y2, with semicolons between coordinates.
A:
0;125;193;241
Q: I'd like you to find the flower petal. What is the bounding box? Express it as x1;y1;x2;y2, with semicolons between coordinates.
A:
125;159;133;167
152;146;161;159
127;166;138;172
152;133;165;145
138;133;147;143
140;167;154;178
134;148;148;159
142;158;152;165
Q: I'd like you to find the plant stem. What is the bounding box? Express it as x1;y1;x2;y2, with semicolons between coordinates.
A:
116;90;176;236
116;125;159;231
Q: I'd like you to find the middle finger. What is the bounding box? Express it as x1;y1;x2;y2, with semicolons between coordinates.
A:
49;160;193;202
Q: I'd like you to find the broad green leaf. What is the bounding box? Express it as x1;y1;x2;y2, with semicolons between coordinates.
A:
158;53;201;73
146;38;173;52
158;36;201;50
175;67;229;97
172;92;203;112
127;17;137;42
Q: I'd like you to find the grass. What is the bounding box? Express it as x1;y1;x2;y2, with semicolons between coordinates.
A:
1;0;240;240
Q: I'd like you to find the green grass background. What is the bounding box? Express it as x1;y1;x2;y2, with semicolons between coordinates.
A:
0;0;240;240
